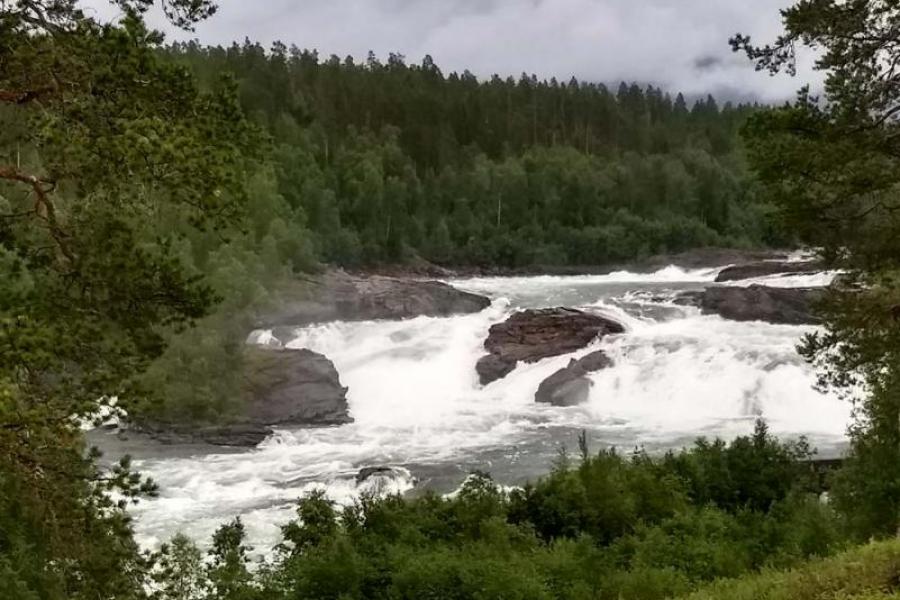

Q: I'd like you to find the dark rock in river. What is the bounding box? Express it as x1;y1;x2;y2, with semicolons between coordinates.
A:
137;346;352;447
683;285;824;325
356;466;396;484
131;422;275;448
535;350;613;406
255;270;490;328
475;354;518;386
476;308;624;385
242;345;352;427
672;290;704;307
355;466;412;486
715;260;824;283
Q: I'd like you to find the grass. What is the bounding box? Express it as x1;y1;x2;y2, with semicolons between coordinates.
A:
679;539;900;600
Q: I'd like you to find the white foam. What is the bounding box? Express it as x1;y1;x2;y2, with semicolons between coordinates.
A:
452;265;720;296
727;270;840;288
128;267;851;552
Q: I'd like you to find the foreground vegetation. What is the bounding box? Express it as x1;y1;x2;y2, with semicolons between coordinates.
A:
147;423;850;600
680;538;900;600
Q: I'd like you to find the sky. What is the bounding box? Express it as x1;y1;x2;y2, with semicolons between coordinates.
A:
81;0;821;103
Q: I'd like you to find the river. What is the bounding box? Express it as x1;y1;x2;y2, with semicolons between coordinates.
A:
89;264;851;552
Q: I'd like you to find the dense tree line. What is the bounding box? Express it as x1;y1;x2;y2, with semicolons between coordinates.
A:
162;41;778;268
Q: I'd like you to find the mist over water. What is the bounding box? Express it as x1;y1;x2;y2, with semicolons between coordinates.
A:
98;266;851;552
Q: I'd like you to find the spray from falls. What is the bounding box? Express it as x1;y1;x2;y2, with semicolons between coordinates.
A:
115;265;850;552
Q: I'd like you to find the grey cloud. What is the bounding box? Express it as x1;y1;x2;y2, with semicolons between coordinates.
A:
694;55;722;71
80;0;821;102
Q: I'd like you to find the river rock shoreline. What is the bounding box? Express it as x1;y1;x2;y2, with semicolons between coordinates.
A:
351;247;801;279
130;346;353;447
714;259;824;283
678;285;825;325
253;270;491;330
131;249;829;447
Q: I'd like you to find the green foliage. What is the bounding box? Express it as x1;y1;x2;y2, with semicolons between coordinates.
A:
0;1;269;596
163;42;780;268
663;419;816;512
151;534;206;600
206;519;256;600
678;538;900;600
177;425;846;600
734;0;900;540
280;490;338;554
132;167;318;424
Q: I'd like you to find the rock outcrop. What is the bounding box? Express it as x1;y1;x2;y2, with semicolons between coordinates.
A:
255;270;491;329
714;260;824;283
133;422;275;447
476;308;624;385
535;350;613;406
682;285;823;325
138;346;352;447
241;346;352;427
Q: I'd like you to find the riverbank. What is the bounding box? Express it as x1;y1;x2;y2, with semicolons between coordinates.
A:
348;247;803;279
94;258;849;552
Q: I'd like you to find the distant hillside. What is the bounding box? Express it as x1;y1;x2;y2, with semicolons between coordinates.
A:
165;43;782;267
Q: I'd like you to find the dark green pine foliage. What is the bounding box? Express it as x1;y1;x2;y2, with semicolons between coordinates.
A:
733;0;900;540
163;42;781;268
0;2;261;597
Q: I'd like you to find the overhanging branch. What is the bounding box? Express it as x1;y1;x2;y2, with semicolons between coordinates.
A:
0;165;73;261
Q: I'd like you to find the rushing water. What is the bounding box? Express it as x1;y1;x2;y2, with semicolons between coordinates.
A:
89;265;852;552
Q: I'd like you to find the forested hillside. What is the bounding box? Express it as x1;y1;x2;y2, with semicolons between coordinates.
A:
117;44;782;424
165;41;776;267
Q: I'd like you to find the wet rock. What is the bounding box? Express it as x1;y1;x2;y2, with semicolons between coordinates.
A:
183;424;273;447
355;466;404;485
672;290;704;307
691;285;824;325
354;466;417;494
535;350;613;406
131;423;274;447
475;354;518;386
476;308;624;385
255;270;491;328
714;260;824;283
139;347;352;447
242;346;352;427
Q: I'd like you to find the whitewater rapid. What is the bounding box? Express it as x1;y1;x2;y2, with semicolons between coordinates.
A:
95;265;851;552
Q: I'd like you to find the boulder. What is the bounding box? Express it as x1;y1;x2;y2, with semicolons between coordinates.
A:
689;285;824;325
535;350;613;406
255;270;491;328
138;347;352;447
241;346;352;427
128;422;275;448
475;354;518;386
354;466;417;494
356;466;397;485
476;308;624;385
715;260;824;283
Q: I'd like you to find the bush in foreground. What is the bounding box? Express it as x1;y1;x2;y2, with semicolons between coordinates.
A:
151;422;852;599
